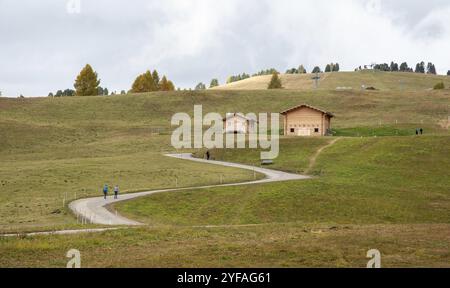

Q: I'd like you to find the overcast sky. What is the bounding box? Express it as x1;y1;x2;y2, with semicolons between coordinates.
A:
1;0;450;96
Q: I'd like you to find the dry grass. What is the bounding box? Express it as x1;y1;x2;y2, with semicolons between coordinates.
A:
1;223;449;268
212;70;450;91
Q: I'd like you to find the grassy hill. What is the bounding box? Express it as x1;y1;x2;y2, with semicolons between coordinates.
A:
0;89;449;231
0;81;449;267
117;136;450;226
212;70;450;91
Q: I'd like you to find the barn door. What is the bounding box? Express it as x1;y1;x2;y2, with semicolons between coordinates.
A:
298;128;311;136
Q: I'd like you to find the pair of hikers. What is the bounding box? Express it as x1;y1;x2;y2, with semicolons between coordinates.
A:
103;184;119;200
416;128;424;135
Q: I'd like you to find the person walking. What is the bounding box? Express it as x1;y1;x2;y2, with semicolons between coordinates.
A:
103;184;109;200
114;185;119;199
416;129;419;136
206;150;210;160
420;128;423;135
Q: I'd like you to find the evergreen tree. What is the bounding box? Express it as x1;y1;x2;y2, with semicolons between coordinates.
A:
120;90;126;94
209;79;219;88
415;62;425;73
311;66;321;73
427;62;437;75
333;63;340;72
447;70;450;76
390;62;399;72
63;89;75;96
286;68;298;74
399;62;409;72
267;72;283;89
152;70;160;90
74;64;100;96
325;64;332;72
48;92;54;97
298;65;306;74
195;82;206;90
374;63;390;71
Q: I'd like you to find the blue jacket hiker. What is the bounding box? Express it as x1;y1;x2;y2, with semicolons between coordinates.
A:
103;184;109;199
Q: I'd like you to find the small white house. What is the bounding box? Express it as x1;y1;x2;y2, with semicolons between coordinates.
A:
223;113;257;134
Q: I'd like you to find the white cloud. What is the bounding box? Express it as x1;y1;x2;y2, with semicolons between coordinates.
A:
0;0;449;96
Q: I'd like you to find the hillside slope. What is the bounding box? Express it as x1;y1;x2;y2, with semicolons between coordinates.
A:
212;70;450;91
0;87;449;230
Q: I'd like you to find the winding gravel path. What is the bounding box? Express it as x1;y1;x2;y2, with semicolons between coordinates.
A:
69;154;310;226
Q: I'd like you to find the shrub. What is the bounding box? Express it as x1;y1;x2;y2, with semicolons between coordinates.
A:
433;82;445;90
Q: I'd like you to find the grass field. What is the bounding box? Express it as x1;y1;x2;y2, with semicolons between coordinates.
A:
117;136;450;226
0;79;449;267
212;70;450;91
1;224;449;268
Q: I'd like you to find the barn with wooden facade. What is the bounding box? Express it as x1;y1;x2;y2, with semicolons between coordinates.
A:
281;104;334;136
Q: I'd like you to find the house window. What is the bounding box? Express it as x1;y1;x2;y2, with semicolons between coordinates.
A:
314;128;319;133
290;128;295;133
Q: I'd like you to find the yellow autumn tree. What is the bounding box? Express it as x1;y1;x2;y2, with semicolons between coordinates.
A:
131;70;155;93
159;76;172;91
74;64;100;96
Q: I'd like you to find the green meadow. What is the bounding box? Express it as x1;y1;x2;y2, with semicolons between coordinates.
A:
0;71;449;267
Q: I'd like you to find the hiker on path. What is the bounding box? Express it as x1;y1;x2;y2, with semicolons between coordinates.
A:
103;184;109;200
114;185;119;199
416;129;419;136
420;128;424;135
206;150;210;160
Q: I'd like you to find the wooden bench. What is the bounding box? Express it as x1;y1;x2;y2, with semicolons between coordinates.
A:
261;159;274;166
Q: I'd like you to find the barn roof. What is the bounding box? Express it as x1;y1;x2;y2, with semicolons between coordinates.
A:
223;113;258;122
280;104;334;117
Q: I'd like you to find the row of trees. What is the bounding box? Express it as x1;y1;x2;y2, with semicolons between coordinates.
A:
252;68;279;77
356;61;438;74
48;89;75;97
286;65;307;74
194;78;221;90
209;79;219;88
286;63;340;74
48;88;128;97
48;64;176;97
325;63;340;72
226;73;251;84
195;82;207;90
130;70;175;93
37;61;450;98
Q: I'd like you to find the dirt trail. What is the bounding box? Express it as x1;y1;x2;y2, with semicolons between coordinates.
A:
305;138;341;174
